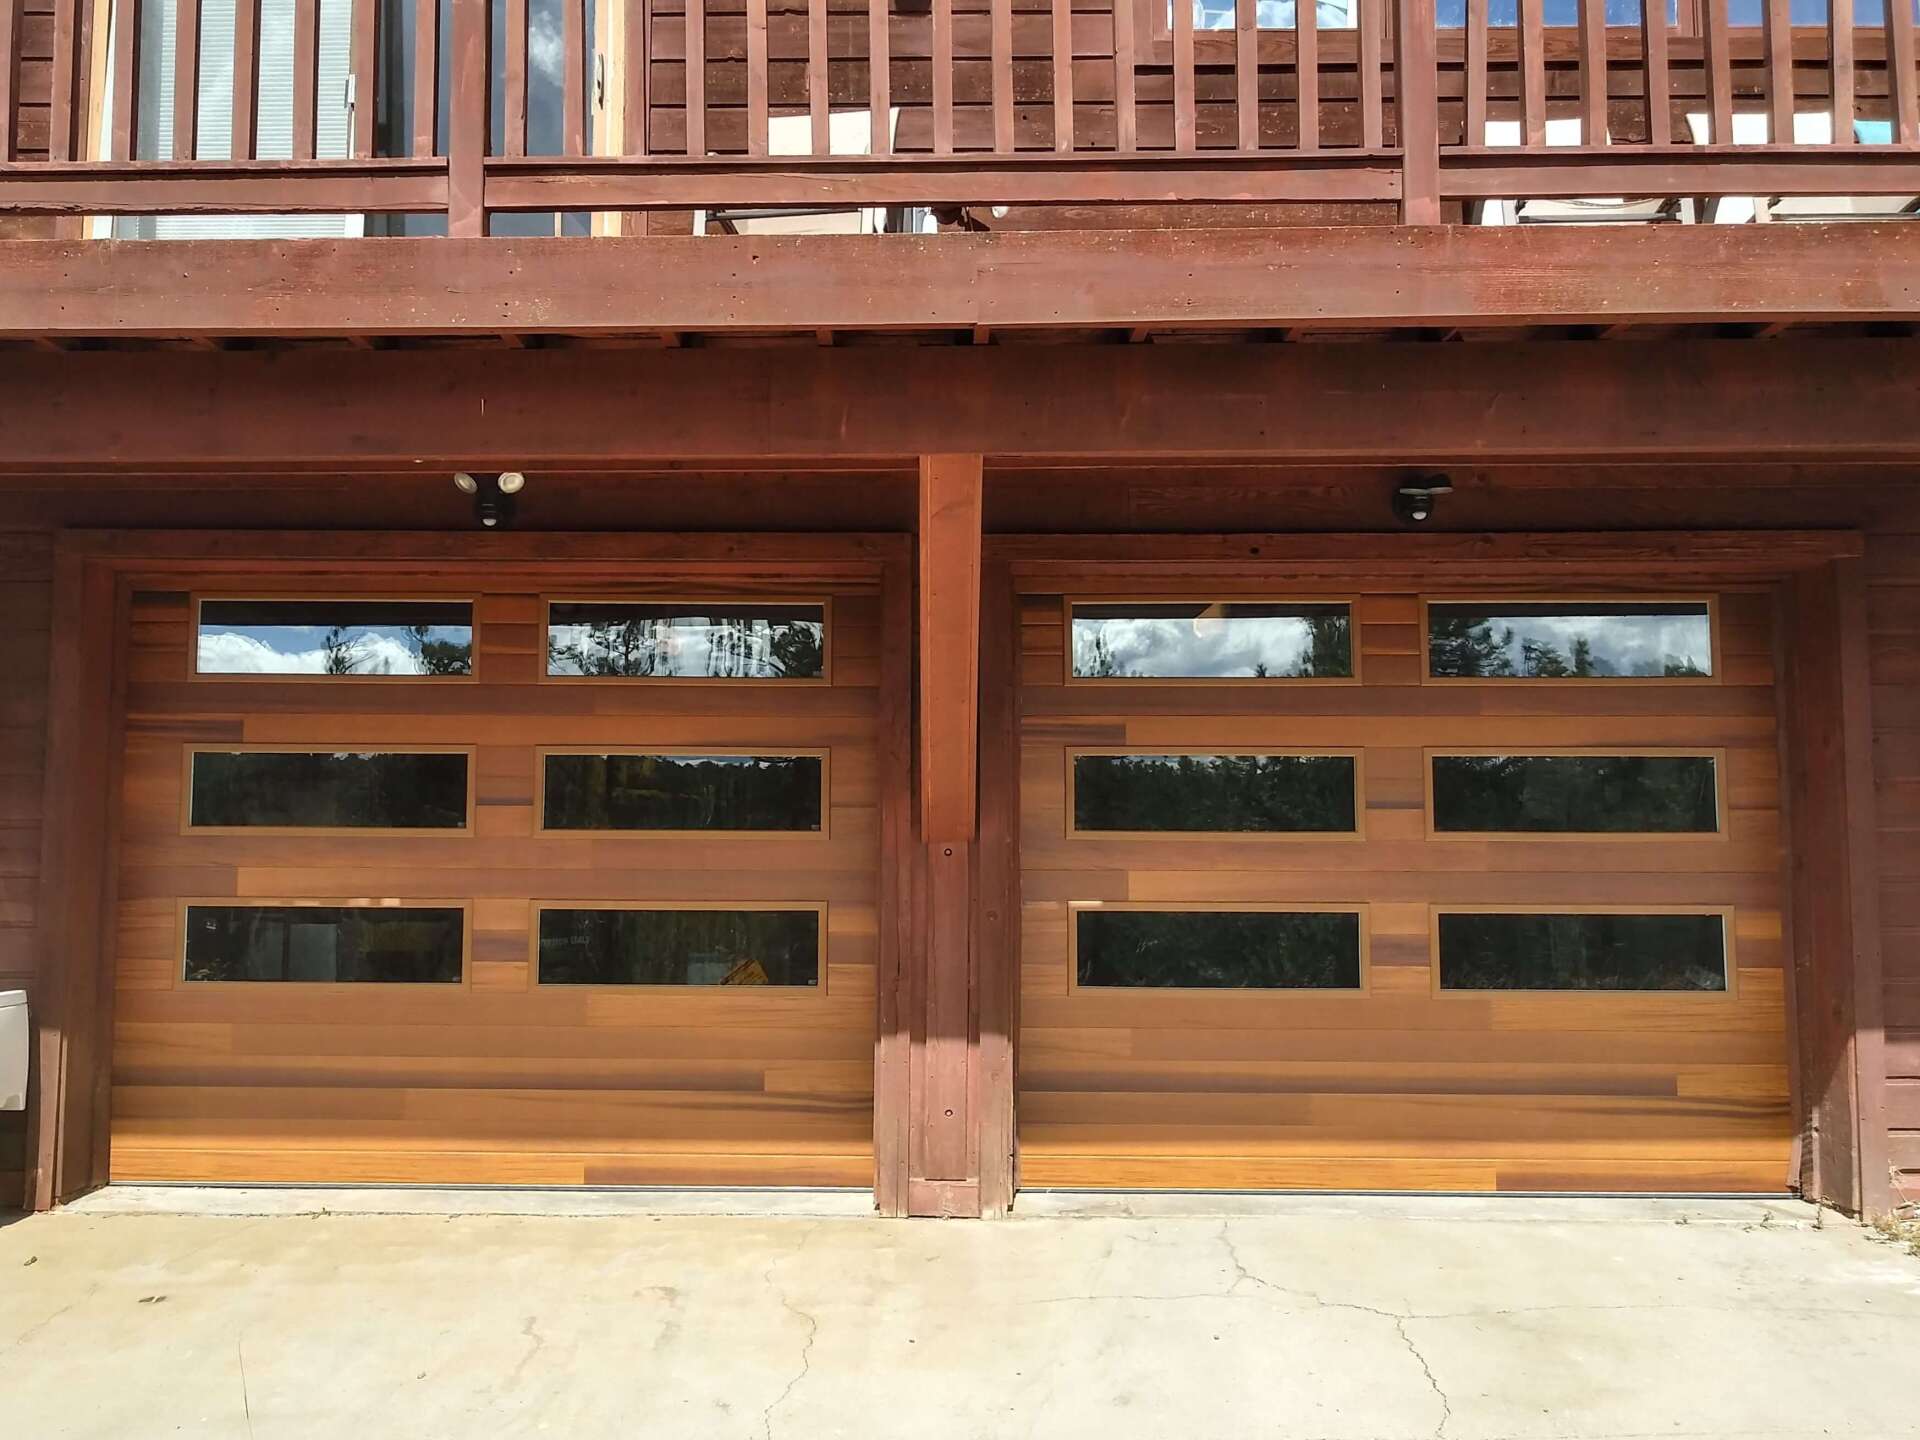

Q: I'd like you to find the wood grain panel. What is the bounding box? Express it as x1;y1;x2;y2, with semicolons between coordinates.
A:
0;534;52;1208
109;574;880;1188
1016;583;1793;1194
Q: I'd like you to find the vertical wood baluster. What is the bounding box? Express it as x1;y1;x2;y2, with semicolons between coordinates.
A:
809;0;828;153
1360;0;1382;148
1297;0;1318;148
1576;0;1604;144
1465;0;1487;144
411;0;436;156
1703;0;1733;142
293;0;318;159
174;0;200;159
746;0;766;154
51;0;79;159
1234;0;1256;150
1052;0;1073;151
870;0;890;153
686;0;705;154
0;0;16;160
1520;0;1545;144
1114;0;1135;151
1828;0;1853;145
350;0;377;157
992;0;1012;152
626;0;649;154
1173;0;1195;151
447;0;488;233
504;0;526;155
110;0;138;160
1763;0;1791;142
562;0;584;155
1643;0;1670;145
933;0;953;154
1889;0;1918;143
1397;0;1438;220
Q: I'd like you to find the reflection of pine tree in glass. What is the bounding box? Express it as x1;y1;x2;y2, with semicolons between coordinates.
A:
1429;617;1519;677
404;624;471;676
767;622;825;679
1300;613;1350;678
321;625;360;675
1075;754;1354;832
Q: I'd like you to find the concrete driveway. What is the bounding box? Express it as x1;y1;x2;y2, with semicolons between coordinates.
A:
3;1190;1918;1440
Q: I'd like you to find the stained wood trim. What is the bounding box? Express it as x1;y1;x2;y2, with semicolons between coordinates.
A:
872;541;914;1217
526;899;832;997
536;594;835;687
919;456;982;844
179;743;481;838
172;896;476;991
1427;903;1741;1000
974;555;1019;1216
1066;900;1374;998
1064;746;1368;843
1060;594;1364;687
530;745;832;841
1421;746;1731;843
1416;594;1724;688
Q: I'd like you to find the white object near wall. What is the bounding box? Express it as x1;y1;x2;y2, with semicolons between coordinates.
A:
0;991;26;1111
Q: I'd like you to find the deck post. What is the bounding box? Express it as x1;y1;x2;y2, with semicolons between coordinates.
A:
899;454;990;1217
1397;0;1441;223
447;0;489;237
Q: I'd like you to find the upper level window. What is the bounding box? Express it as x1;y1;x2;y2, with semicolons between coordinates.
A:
1069;601;1352;681
196;600;475;677
545;601;829;681
1426;601;1712;680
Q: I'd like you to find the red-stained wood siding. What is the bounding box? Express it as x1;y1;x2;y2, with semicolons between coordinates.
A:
1867;531;1920;1207
0;532;52;1209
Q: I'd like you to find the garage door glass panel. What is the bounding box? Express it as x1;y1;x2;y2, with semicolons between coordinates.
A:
1070;602;1352;679
185;904;465;983
189;750;471;830
196;600;475;676
537;907;823;986
1076;908;1363;989
546;602;827;680
1427;602;1712;679
1431;754;1718;834
1072;753;1357;833
541;753;824;833
1436;911;1728;991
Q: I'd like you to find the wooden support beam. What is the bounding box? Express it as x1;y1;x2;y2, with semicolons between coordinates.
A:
1779;558;1892;1217
3;340;1919;470
6;226;1920;339
908;455;984;1215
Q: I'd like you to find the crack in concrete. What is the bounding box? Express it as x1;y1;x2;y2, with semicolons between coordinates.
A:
1394;1317;1453;1440
507;1315;545;1386
237;1334;256;1440
760;1223;824;1440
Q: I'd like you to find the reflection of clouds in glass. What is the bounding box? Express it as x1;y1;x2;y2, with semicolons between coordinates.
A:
1488;615;1711;676
198;626;464;676
1073;616;1313;678
549;619;823;678
1192;0;1357;28
528;7;566;76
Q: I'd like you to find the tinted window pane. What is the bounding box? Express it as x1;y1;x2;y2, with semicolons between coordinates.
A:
1428;602;1712;679
185;905;464;983
197;600;474;676
1076;909;1362;989
1432;754;1718;834
543;753;823;832
190;751;470;830
538;908;821;986
547;603;826;680
1073;753;1356;833
1437;912;1727;991
1071;602;1352;680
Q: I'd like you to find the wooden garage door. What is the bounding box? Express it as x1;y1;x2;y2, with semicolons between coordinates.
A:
1016;588;1793;1194
111;578;880;1187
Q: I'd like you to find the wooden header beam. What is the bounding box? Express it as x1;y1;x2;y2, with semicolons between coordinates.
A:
4;227;1919;339
4;339;1919;470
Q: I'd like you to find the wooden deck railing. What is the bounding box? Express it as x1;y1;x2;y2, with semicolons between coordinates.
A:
0;0;1915;230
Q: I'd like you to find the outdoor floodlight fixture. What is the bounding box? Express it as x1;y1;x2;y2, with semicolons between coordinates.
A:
454;471;527;529
1393;474;1454;526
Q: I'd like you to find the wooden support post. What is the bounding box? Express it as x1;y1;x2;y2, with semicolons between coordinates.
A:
1396;0;1439;224
447;0;488;237
1780;558;1892;1217
26;548;123;1210
901;454;988;1218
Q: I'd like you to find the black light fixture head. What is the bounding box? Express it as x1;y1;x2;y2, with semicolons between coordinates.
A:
454;471;527;529
1392;474;1454;526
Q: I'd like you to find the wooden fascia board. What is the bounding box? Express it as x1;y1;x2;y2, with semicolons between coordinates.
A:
4;226;1920;340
